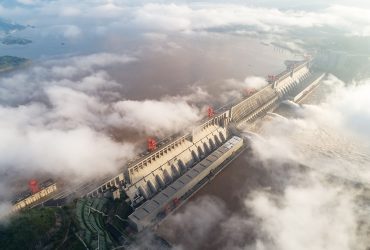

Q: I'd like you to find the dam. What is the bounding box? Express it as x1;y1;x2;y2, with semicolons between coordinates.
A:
14;58;325;231
129;136;244;231
80;58;325;231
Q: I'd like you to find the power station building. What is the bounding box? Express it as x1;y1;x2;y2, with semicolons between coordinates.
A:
128;136;243;231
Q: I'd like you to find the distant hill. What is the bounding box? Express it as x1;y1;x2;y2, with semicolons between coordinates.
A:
0;56;29;72
0;19;26;34
1;36;32;45
0;207;83;250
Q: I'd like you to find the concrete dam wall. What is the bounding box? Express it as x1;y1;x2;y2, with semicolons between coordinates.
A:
86;59;325;211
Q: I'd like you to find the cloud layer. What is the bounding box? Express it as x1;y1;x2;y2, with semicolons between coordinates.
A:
0;52;210;218
157;76;370;249
3;1;370;41
246;176;365;250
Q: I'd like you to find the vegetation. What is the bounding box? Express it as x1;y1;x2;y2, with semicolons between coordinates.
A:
2;36;32;45
58;232;86;250
0;206;87;250
1;196;144;249
0;208;57;250
0;56;29;72
0;19;25;34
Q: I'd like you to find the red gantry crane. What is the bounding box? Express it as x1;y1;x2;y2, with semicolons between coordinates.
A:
245;87;256;96
207;106;214;118
147;137;157;152
28;179;40;194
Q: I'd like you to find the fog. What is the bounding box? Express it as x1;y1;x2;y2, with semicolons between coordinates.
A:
0;1;370;248
0;53;212;197
157;78;370;249
0;45;288;219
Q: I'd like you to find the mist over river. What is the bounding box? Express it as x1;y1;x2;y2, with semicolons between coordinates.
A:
156;78;370;250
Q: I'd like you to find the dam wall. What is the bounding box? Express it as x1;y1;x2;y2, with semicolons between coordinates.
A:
86;111;231;203
86;58;325;207
128;136;244;232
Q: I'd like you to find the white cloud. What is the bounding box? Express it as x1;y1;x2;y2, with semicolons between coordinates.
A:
244;77;370;249
59;6;81;17
3;1;370;42
219;76;268;103
226;76;268;91
249;75;370;184
110;98;202;136
160;177;368;250
134;4;192;32
158;76;370;249
16;0;38;5
246;177;364;250
48;53;135;79
159;196;226;249
0;202;12;222
0;52;134;105
131;3;370;36
142;32;168;41
0;52;213;219
0;125;135;179
62;25;81;38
